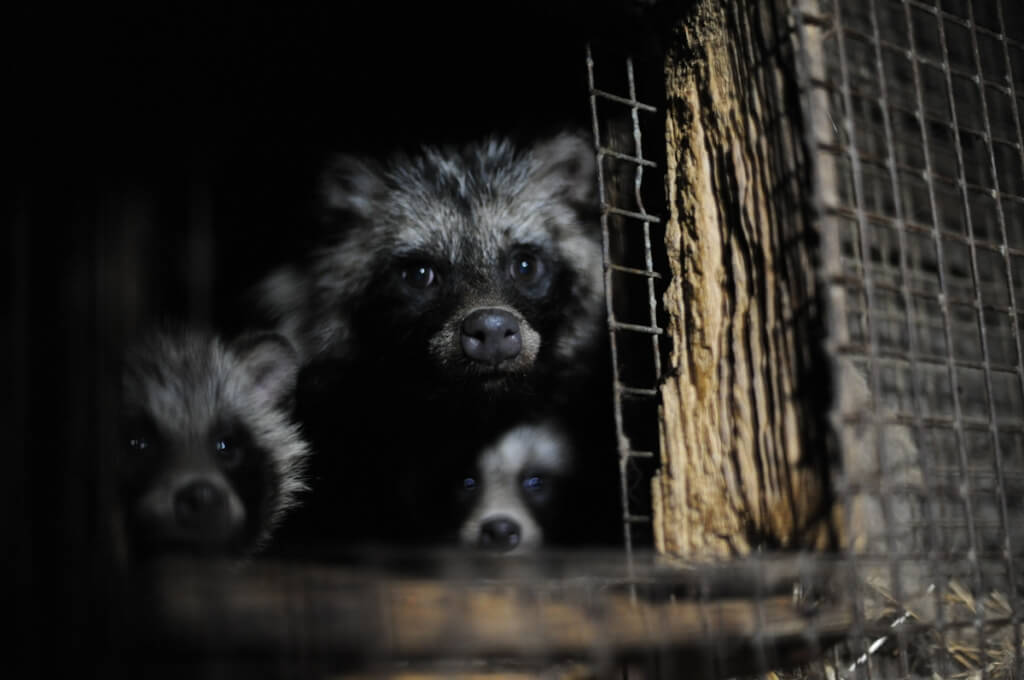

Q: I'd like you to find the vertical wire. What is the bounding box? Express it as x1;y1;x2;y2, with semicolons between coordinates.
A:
863;0;931;675
832;2;890;676
790;0;869;671
626;57;664;388
934;5;1014;674
899;2;977;675
587;44;637;597
968;0;1024;670
995;0;1024;668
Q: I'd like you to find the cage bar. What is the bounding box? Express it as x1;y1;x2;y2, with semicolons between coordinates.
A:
587;45;666;575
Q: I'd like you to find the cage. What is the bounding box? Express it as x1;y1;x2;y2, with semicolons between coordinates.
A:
649;0;1024;677
7;0;1024;678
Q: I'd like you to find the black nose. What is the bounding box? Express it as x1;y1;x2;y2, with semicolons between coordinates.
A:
174;480;227;529
460;309;522;364
478;517;522;551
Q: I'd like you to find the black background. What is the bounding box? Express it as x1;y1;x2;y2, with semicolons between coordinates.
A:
6;1;674;673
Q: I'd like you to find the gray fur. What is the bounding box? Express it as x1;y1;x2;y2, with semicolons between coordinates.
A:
257;133;602;368
121;327;310;554
458;420;572;553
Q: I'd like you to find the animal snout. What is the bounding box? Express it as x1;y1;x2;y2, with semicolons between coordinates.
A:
174;480;228;530
460;308;522;364
478;516;522;551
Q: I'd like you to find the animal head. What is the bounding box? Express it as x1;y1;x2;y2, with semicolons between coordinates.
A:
118;328;308;558
453;421;574;554
260;133;603;397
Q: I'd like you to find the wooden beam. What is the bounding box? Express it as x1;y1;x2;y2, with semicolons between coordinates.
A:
111;555;852;676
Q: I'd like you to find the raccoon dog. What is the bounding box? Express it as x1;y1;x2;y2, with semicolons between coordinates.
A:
394;420;621;553
256;133;612;548
258;132;605;413
454;421;574;553
118;327;310;559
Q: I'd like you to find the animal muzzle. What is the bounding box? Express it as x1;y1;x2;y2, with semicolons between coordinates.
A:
460;308;523;365
135;475;245;551
174;480;230;530
477;515;522;552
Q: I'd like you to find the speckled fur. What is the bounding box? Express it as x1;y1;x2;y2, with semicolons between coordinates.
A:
458;421;573;553
121;327;310;554
256;133;603;379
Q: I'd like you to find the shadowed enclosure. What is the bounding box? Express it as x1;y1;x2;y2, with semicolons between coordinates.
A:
7;0;1024;678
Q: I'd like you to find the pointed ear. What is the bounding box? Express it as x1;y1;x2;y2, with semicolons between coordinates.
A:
320;154;387;222
232;332;301;409
531;132;598;207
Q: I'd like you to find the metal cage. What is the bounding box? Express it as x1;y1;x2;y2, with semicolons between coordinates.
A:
605;0;1024;675
783;0;1022;676
587;44;668;569
10;0;1024;677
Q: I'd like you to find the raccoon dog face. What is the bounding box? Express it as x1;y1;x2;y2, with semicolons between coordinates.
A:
118;329;309;558
454;421;573;553
260;133;602;394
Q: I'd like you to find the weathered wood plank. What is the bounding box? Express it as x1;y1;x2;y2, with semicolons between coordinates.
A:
655;0;832;559
113;554;851;675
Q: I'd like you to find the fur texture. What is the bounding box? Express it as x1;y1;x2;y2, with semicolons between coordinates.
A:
455;421;573;553
256;133;604;402
253;133;614;550
118;327;310;558
389;418;621;553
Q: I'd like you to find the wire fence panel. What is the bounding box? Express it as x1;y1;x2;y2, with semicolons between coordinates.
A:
10;2;1023;677
799;0;1024;676
588;45;667;569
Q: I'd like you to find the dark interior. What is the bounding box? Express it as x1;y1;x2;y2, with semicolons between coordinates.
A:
7;1;675;673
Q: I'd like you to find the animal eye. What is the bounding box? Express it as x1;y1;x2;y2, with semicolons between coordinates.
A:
462;476;478;492
122;416;157;454
508;251;545;285
400;263;438;289
214;438;244;469
522;475;544;492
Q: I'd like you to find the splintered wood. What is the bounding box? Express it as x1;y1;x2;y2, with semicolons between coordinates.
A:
654;1;832;559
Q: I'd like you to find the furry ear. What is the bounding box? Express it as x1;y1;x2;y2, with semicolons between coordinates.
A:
320;154;387;222
232;332;301;409
253;265;310;362
530;132;598;207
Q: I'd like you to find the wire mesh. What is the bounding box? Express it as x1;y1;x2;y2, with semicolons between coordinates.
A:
15;1;1024;675
587;45;667;569
796;0;1024;676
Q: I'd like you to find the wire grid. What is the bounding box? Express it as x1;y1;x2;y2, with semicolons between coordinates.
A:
586;45;665;571
795;0;1024;676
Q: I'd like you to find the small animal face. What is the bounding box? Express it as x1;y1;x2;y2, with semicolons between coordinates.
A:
118;328;309;559
119;415;264;555
258;133;603;398
455;421;573;553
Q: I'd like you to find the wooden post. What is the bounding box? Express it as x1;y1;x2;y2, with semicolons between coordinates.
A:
654;0;833;559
